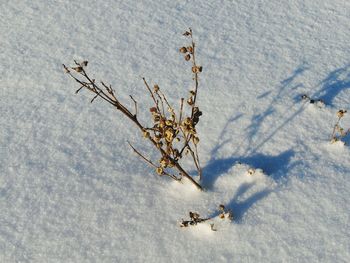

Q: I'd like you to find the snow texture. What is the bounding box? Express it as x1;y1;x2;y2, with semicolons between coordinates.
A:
1;0;350;262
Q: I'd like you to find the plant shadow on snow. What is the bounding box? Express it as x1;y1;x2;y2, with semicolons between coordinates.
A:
227;182;271;222
200;117;295;222
244;63;308;154
208;182;272;223
199;65;312;221
201;149;295;189
201;64;306;189
312;64;350;106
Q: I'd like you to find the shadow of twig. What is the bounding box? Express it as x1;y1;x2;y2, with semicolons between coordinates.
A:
313;64;350;106
228;182;272;222
208;182;272;223
245;63;308;155
201;149;294;189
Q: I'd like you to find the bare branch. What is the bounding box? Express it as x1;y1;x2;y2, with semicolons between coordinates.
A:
128;141;157;168
143;78;160;113
129;95;138;117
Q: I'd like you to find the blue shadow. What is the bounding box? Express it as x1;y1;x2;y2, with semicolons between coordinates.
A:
313;64;350;106
201;149;295;189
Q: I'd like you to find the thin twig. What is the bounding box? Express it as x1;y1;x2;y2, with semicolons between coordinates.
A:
127;141;157;168
129;95;138;117
331;117;341;141
194;144;202;180
179;98;184;124
143;78;160;113
128;141;182;181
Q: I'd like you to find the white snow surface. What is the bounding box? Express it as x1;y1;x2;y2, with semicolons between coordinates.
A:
1;0;350;262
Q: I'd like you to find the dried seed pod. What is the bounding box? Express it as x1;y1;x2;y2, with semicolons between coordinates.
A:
183;31;191;36
165;128;174;142
72;66;83;72
187;46;193;53
191;66;202;73
143;131;150;138
185;54;191;61
187;98;194;105
159;119;166;128
247;168;255;175
153;85;160;92
165;120;173;126
156;167;163;175
179;47;187;53
150;107;157;113
184;117;192;126
160;158;169;168
172;150;180;162
81;61;88;67
219;204;225;211
189;212;200;220
153;114;160;122
301;94;309;100
189;128;196;135
193;136;199;145
189;90;195;96
337;110;347;118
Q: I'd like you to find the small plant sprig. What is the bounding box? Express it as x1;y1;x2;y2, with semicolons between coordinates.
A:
331;110;350;144
63;29;203;190
180;205;233;230
301;94;325;108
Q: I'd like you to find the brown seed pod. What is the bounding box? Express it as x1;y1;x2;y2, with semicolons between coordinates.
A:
185;54;191;61
164;128;174;142
154;135;161;142
72;66;83;73
153;114;160;122
187;46;193;53
160;158;169;168
183;31;191;36
81;61;88;67
156;167;163;175
179;47;187;53
337;110;347;118
143;131;150;138
150;107;157;113
153;84;160;92
187;98;194;105
184;117;192;126
165;120;173;126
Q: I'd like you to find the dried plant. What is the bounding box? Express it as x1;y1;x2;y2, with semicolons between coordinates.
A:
331;110;350;144
180;205;233;230
63;29;204;190
301;94;325;108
